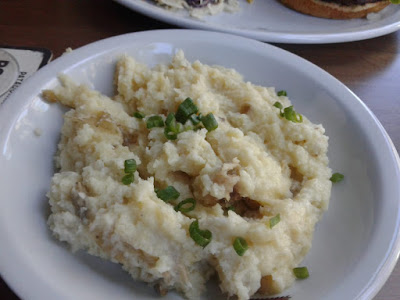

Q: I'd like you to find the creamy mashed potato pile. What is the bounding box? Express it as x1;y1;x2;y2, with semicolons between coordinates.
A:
44;51;332;300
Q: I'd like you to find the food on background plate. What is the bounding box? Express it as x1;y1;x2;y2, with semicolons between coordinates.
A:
153;0;252;17
43;50;332;299
280;0;397;19
151;0;398;19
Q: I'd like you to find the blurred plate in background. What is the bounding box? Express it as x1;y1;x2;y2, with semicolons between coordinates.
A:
113;0;400;43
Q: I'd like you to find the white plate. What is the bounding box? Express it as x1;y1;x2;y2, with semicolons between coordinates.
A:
113;0;400;43
0;30;400;300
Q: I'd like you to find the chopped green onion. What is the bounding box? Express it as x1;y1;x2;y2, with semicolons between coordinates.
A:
274;102;303;123
174;198;196;213
201;113;218;132
330;172;344;183
164;128;178;140
273;101;283;110
189;113;202;126
277;90;287;97
122;173;134;185
165;112;175;127
133;112;145;119
269;214;280;228
124;159;137;174
176;97;199;124
122;159;137;184
233;237;249;256
227;205;236;212
293;267;309;279
146;115;164;129
164;113;183;140
390;0;400;4
189;220;212;248
156;186;180;202
182;124;194;132
283;106;303;123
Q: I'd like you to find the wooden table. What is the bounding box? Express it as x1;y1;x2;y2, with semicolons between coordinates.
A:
0;1;399;299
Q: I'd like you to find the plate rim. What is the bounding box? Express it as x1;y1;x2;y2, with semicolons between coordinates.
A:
0;29;399;300
113;0;400;44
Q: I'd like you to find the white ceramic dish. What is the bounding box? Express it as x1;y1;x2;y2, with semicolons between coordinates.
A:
0;30;399;300
113;0;400;43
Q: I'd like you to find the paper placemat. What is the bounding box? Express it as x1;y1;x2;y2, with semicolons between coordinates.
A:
0;46;52;104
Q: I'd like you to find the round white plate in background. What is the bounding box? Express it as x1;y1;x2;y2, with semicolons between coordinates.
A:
113;0;400;43
0;30;399;300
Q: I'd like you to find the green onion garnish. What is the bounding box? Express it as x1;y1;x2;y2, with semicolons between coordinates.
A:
146;115;164;129
390;0;400;4
330;172;344;183
273;102;303;123
182;124;194;132
189;113;202;126
122;173;134;185
283;106;303;123
176;97;199;124
293;267;309;279
269;214;280;228
124;159;137;174
189;220;212;248
233;237;249;256
164;112;183;140
133;112;145;119
174;198;196;213
273;101;283;110
165;112;175;127
122;159;137;184
156;186;180;202
201;113;218;132
277;90;287;97
164;128;178;140
227;206;236;212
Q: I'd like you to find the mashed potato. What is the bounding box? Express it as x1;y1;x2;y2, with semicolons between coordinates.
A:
44;50;332;300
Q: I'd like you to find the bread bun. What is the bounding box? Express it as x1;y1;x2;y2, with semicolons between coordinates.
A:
279;0;390;19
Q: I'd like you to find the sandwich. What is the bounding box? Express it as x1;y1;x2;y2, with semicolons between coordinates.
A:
279;0;396;19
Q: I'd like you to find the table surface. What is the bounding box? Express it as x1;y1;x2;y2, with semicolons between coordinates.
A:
0;0;399;299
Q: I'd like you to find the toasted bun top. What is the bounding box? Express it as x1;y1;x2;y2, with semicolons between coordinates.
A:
280;0;390;19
